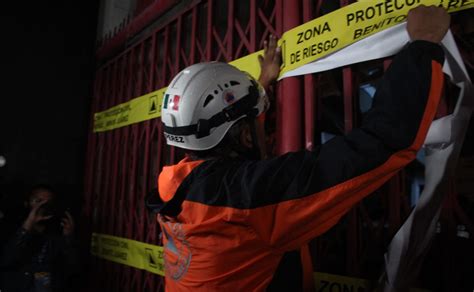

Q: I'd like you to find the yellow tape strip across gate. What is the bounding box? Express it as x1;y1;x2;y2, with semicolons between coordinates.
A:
91;233;165;276
91;233;431;291
93;0;473;133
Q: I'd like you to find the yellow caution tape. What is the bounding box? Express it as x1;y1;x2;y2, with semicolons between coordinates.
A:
91;233;165;276
279;0;473;75
314;272;431;292
93;88;166;132
93;0;473;133
314;272;370;291
229;51;263;81
90;233;431;291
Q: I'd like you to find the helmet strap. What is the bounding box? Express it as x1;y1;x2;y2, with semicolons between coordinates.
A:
163;85;260;139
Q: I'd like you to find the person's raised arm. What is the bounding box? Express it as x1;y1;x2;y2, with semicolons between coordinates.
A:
234;6;450;252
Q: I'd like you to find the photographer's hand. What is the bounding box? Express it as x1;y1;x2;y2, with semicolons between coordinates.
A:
61;211;75;236
22;200;53;231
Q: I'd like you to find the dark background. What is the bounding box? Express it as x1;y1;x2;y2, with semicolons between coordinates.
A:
0;2;99;206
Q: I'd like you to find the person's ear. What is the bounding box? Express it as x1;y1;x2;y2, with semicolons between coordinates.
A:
240;123;253;148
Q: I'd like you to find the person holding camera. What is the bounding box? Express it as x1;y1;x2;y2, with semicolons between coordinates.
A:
0;185;80;292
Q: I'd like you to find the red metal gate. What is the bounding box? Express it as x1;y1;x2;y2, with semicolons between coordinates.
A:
84;1;474;291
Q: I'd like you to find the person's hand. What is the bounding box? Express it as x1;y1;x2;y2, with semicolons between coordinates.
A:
258;35;282;88
61;211;75;236
407;5;450;43
22;200;53;231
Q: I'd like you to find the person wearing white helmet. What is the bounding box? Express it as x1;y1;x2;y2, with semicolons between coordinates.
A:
156;6;450;291
161;36;279;160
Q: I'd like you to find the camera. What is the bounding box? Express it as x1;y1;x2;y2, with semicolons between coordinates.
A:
39;199;63;217
38;199;70;234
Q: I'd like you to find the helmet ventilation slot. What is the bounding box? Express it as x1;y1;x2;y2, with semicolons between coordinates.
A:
203;94;214;107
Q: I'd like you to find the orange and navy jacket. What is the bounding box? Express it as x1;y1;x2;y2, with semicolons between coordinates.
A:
156;41;445;291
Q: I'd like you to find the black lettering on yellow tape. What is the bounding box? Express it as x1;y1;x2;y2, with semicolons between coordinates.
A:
346;0;421;26
91;233;165;276
446;0;472;9
296;22;331;45
353;15;407;40
291;38;339;65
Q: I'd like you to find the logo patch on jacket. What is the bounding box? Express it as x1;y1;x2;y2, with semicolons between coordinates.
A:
161;221;192;280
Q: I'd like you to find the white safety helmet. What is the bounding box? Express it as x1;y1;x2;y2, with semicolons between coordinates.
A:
161;62;267;151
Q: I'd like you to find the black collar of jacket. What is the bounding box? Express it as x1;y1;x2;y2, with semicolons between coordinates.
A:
155;160;212;217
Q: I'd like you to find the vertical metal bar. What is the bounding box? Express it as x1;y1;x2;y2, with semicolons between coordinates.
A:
123;48;135;291
250;0;256;52
149;35;157;92
190;7;198;64
277;0;302;155
301;1;316;279
160;25;175;165
169;20;177;164
162;26;170;85
316;0;324;16
140;41;150;291
227;0;234;58
108;59;124;292
146;33;163;260
340;0;350;6
153;29;166;185
275;0;283;56
342;68;354;132
101;64;114;292
137;41;148;244
108;62;121;237
118;129;130;290
131;43;147;291
175;16;182;72
130;125;141;291
154;31;162;88
342;65;359;275
206;0;213;61
99;65;112;235
303;0;315;151
276;0;313;290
